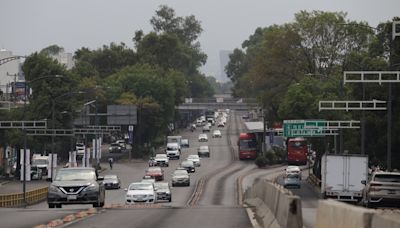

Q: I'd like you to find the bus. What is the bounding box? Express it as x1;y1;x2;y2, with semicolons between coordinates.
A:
287;137;308;165
238;133;258;160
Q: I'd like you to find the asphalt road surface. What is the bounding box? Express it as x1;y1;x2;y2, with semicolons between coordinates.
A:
1;111;261;228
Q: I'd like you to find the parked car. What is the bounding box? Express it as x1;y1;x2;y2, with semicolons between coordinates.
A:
171;169;190;187
284;174;301;189
125;182;156;204
212;130;222;138
145;167;165;181
47;167;105;208
198;134;208;142
109;143;122;153
154;182;172;202
103;174;121;189
187;154;201;167
362;171;400;208
180;160;195;173
181;139;190;148
154;154;169;167
198;145;210;157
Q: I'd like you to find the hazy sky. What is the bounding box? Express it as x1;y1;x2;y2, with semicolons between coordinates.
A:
1;0;399;78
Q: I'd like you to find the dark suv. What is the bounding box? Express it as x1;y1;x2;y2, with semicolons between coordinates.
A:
47;167;105;208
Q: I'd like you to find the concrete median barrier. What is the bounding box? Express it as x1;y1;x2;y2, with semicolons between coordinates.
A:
315;199;374;228
371;213;400;228
244;179;303;228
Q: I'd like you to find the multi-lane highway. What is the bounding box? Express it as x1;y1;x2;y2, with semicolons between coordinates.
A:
0;111;326;228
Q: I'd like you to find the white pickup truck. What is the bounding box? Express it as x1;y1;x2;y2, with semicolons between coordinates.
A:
154;154;169;167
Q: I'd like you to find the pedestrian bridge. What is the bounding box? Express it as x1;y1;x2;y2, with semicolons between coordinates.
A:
176;98;259;111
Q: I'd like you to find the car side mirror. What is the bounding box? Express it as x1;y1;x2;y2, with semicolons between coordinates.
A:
97;176;104;181
361;180;366;185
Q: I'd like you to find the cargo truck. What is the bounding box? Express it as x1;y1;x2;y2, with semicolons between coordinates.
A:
321;154;368;202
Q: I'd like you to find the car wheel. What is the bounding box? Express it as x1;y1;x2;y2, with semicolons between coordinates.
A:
56;204;62;208
48;203;55;208
169;197;172;202
100;201;105;207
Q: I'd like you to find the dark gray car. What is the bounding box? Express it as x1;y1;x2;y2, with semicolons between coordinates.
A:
154;182;172;202
47;167;105;208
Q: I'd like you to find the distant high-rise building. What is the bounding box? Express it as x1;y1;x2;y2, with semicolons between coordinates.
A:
0;49;24;99
219;50;232;83
49;51;75;70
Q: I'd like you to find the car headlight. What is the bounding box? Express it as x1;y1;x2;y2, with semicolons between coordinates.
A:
165;191;171;195
48;185;60;193
83;183;98;192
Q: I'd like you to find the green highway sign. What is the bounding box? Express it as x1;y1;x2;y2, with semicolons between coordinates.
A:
283;119;326;137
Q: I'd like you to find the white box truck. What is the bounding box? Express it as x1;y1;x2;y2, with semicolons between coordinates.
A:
321;154;368;202
167;136;182;148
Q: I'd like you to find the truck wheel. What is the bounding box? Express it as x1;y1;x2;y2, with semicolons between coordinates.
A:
56;204;62;208
48;203;55;208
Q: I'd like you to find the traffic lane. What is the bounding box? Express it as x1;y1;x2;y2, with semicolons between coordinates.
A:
67;206;252;228
0;207;89;228
276;173;319;228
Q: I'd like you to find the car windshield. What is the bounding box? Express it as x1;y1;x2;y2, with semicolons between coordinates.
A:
167;145;179;150
32;159;48;165
188;155;198;159
289;141;307;149
373;174;400;182
154;183;169;189
129;183;153;190
111;143;119;147
156;154;167;158
174;170;188;176
147;167;161;172
239;139;257;149
55;169;96;181
287;174;300;179
182;161;193;166
104;175;117;180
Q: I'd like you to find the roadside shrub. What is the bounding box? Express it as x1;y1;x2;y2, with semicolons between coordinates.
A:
255;155;268;168
265;151;277;164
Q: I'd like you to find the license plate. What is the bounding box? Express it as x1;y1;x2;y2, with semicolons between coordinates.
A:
67;195;77;200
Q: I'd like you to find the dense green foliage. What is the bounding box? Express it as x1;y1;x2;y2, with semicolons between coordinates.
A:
0;5;214;159
226;11;400;168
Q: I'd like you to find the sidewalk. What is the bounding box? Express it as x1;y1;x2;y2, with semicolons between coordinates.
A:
0;179;49;195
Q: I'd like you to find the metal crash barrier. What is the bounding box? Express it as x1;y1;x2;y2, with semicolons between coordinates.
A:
0;187;48;207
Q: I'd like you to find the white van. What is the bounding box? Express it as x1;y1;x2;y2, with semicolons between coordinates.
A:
166;142;180;159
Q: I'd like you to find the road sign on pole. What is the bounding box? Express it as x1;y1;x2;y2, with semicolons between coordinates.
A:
284;120;326;137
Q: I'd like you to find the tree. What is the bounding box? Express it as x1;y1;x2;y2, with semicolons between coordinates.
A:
74;42;136;79
105;64;176;146
40;45;65;56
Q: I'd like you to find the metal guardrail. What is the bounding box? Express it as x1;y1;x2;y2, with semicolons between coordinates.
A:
0;186;48;207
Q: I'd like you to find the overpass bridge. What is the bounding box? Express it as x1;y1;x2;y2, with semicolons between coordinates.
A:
176;98;259;111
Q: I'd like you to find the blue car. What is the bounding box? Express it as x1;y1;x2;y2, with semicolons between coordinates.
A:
284;174;301;189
